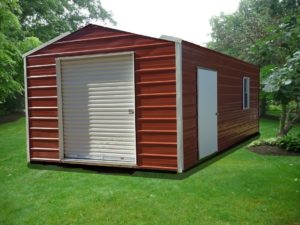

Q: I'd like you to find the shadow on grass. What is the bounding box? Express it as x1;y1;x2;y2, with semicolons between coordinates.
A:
0;112;24;124
28;133;260;180
28;163;136;177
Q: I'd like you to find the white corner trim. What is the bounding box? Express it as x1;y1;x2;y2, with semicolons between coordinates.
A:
160;35;182;43
175;42;184;173
23;32;70;58
55;59;64;160
23;58;30;162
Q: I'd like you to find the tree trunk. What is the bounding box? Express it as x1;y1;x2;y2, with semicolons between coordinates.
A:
277;103;300;136
278;103;287;137
260;97;267;117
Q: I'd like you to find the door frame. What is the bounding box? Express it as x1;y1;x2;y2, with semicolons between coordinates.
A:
196;67;218;160
55;51;136;165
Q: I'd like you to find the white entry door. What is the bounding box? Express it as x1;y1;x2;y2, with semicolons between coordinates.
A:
58;52;136;165
197;68;218;159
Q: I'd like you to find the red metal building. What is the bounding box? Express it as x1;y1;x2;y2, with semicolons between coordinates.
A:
23;24;259;172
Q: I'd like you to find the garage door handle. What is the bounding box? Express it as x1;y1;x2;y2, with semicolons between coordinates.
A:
128;109;134;114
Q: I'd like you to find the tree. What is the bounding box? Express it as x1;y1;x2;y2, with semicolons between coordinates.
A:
264;51;300;136
208;0;299;64
19;0;116;42
0;0;115;114
0;0;25;114
208;0;300;134
207;0;273;61
207;0;282;116
253;10;300;135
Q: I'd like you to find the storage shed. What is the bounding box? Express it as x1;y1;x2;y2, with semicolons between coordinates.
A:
23;24;259;172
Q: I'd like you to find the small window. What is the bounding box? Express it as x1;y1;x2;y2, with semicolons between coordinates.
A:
243;77;250;109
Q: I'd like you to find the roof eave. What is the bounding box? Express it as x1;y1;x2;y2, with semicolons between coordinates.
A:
22;32;71;58
160;35;182;43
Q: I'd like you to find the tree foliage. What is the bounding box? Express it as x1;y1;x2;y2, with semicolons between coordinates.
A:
19;0;116;42
263;50;300;135
0;0;114;114
208;0;270;60
0;0;24;106
208;0;300;135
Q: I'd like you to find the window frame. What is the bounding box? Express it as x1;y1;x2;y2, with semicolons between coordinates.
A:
243;76;250;110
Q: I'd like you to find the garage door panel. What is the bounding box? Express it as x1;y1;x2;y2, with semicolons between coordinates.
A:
63;95;135;101
64;127;135;133
62;55;131;66
62;68;133;78
64;131;136;138
63;98;134;105
64;139;136;146
62;118;133;124
62;68;132;76
64;81;133;87
63;107;135;113
62;136;135;142
64;126;135;131
63;115;134;121
61;81;133;88
66;152;136;163
62;58;132;68
63;90;134;96
64;123;135;129
63;77;133;85
65;143;136;151
59;53;136;164
63;102;135;108
63;89;133;96
65;116;132;125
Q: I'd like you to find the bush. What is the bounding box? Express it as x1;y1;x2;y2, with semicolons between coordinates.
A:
248;137;278;147
276;133;300;152
0;93;24;116
248;134;300;152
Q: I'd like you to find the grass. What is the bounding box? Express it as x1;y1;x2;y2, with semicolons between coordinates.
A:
0;118;300;225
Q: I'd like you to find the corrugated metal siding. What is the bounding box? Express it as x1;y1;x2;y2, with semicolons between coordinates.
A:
182;41;259;170
25;24;177;171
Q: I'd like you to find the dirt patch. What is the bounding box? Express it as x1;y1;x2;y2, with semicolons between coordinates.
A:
249;145;300;156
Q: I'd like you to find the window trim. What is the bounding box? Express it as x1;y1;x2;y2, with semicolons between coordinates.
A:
243;76;250;110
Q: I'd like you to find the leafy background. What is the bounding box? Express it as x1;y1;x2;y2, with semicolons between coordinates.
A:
0;0;114;115
1;0;299;135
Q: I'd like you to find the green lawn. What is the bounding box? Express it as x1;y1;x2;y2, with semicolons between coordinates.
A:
0;118;299;225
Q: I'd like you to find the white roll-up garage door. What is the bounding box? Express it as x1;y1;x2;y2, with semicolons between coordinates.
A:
57;52;136;165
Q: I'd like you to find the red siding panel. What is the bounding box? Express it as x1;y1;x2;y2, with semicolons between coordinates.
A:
137;155;177;170
29;118;58;128
30;130;58;139
30;150;59;159
26;24;177;171
28;98;57;107
29;108;58;117
137;107;176;118
182;41;259;170
30;139;59;149
27;76;56;86
28;88;57;97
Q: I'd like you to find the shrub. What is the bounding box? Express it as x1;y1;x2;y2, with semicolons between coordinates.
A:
248;134;300;153
248;137;278;147
276;133;300;152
